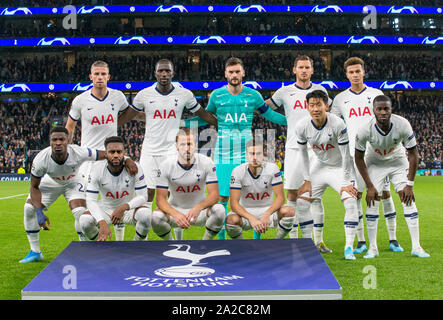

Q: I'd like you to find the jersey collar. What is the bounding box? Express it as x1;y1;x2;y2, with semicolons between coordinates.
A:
247;166;262;179
177;158;195;171
375;122;393;136
349;86;367;95
51;153;69;165
107;165;124;177
294;82;312;90
311;117;328;131
155;84;175;96
90;90;109;102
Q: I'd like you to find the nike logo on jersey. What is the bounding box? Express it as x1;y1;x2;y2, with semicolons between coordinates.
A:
87;108;93;110
150;101;155;104
344;101;350;104
101;183;107;186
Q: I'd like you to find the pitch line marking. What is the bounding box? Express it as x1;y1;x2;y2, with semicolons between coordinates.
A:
0;193;28;200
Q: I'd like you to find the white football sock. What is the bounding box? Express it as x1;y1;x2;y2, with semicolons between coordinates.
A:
381;197;397;241
356;198;366;242
24;203;41;253
296;195;314;239
365;200;380;250
287;200;298;238
311;199;324;245
403;202;420;250
276;216;294;239
343;198;359;249
226;224;243;239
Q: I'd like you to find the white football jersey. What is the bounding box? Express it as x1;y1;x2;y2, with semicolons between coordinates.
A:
295;113;349;167
69;88;129;149
31;145;98;185
156;153;218;209
271;82;330;149
355;114;417;165
86;161;147;210
230;162;283;208
132;84;201;156
331;86;383;155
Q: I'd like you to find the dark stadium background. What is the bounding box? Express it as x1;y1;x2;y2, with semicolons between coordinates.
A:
0;0;441;177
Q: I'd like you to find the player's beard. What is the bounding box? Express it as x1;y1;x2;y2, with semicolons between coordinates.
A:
108;158;124;172
228;77;242;87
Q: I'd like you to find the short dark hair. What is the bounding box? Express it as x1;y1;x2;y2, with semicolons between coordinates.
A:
225;57;244;69
306;90;329;105
90;60;109;73
155;59;174;71
49;126;69;136
104;136;124;149
373;95;392;106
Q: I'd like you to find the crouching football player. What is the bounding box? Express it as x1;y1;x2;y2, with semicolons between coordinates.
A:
152;128;225;240
226;138;295;239
80;136;151;241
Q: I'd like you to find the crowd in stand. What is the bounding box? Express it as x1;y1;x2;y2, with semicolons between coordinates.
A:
0;93;441;174
1;52;441;84
1;13;440;38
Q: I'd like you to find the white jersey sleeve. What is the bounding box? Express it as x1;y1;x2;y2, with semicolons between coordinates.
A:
183;89;201;113
401;120;417;150
85;167;107;223
230;165;243;190
156;161;170;190
355;126;370;153
132;90;146;112
69;95;82;121
30;148;49;178
117;90;129;113
204;157;218;184
271;164;283;186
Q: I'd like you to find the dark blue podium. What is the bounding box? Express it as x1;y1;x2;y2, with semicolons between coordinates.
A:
22;239;342;300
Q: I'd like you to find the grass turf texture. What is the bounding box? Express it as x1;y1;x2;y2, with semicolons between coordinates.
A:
0;176;441;300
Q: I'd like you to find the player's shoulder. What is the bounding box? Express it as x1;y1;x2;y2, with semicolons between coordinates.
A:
263;161;280;174
232;162;248;175
328;112;344;124
195;153;214;166
365;86;383;96
90;159;107;172
71;89;91;104
311;83;328;92
243;86;262;98
135;84;156;97
333;88;351;100
391;114;411;127
34;146;52;162
107;88;125;98
173;84;193;96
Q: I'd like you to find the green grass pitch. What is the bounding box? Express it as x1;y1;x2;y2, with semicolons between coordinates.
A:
0;176;441;300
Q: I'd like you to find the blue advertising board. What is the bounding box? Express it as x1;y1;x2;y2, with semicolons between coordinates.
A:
0;35;442;47
1;80;441;93
1;5;441;15
22;239;342;300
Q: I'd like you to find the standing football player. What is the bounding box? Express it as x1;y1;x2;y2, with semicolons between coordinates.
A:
266;55;331;251
331;57;402;254
355;95;429;258
65;60;137;241
118;59;217;240
295;90;359;260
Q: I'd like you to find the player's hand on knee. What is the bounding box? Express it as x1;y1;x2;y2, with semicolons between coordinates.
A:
186;207;200;225
36;208;50;230
110;205;126;225
400;186;415;206
124;158;138;176
97;221;112;241
260;215;270;233
174;213;190;229
250;217;264;234
340;184;358;198
366;186;379;207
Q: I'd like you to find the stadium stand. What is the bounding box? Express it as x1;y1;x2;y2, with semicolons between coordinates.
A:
0;0;441;175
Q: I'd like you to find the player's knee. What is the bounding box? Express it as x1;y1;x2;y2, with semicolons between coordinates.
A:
225;213;241;226
280;205;295;218
135;207;152;227
151;210;168;229
79;214;95;228
210;204;226;222
24;202;36;217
